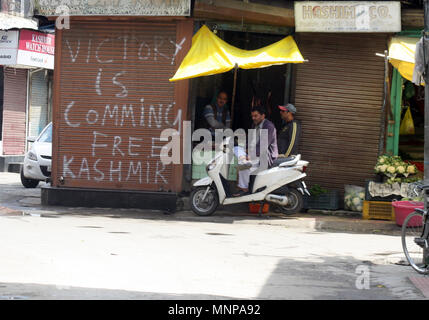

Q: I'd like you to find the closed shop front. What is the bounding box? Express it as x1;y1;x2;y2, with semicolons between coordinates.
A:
0;29;54;171
52;20;192;193
294;33;388;191
2;67;27;155
29;69;50;137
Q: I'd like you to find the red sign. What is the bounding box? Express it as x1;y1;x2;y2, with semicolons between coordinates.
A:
17;29;55;69
18;29;54;55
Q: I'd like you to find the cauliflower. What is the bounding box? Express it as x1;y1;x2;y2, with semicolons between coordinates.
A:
358;192;364;199
387;166;396;174
352;197;361;206
396;166;405;174
407;165;416;174
379;158;385;164
379;165;388;173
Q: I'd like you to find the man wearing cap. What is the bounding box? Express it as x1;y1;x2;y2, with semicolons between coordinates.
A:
277;104;302;159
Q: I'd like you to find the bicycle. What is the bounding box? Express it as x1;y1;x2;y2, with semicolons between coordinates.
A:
401;184;429;274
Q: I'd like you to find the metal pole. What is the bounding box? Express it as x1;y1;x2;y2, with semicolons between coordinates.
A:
424;0;429;183
230;64;238;126
379;50;389;156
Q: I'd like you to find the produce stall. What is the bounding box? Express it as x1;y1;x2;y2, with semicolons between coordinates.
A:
363;155;423;221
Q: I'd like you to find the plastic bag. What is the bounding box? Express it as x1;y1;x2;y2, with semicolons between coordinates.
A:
344;185;365;212
399;107;415;135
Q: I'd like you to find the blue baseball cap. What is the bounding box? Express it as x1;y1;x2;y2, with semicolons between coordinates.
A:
278;104;296;114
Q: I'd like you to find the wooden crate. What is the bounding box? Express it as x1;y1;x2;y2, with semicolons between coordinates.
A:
362;200;395;221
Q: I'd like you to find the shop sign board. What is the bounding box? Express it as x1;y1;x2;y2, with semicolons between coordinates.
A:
294;1;401;32
16;30;55;69
38;0;191;16
0;30;18;65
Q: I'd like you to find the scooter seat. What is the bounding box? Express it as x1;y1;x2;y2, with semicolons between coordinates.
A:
271;155;300;168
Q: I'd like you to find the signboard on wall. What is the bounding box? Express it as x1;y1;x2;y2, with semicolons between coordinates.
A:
294;1;401;32
38;0;191;16
16;30;55;69
0;30;18;65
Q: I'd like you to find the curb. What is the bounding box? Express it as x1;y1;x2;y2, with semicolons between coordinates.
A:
171;210;401;235
177;196;401;235
0;198;402;236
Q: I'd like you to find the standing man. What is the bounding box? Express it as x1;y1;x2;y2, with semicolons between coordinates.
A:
233;105;278;196
203;91;231;138
276;104;301;159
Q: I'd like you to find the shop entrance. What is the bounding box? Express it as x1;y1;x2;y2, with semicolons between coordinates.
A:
190;30;292;182
398;80;425;172
192;30;290;135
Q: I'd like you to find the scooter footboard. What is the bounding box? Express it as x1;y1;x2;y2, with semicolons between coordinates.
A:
193;176;213;187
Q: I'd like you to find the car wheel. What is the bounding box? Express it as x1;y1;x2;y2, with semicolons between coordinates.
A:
20;167;39;188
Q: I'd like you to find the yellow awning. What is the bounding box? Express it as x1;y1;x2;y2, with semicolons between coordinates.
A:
388;36;419;82
169;25;305;82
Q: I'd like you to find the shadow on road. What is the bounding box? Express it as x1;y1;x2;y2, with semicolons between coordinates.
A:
257;255;424;300
0;282;236;300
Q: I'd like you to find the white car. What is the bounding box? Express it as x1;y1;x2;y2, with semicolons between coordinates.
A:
20;122;52;188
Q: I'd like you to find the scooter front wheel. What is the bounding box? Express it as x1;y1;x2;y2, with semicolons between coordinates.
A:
275;188;304;215
190;186;219;216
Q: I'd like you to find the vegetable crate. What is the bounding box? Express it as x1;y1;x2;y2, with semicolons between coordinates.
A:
362;200;395;221
303;190;340;210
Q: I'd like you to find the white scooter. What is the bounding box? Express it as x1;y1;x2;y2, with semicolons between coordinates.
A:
190;138;310;216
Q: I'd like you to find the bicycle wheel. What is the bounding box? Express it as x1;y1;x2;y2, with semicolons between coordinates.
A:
401;211;429;274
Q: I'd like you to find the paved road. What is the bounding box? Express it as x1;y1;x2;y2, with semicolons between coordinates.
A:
0;173;426;300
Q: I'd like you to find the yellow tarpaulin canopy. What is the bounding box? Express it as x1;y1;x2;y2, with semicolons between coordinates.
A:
169;25;305;82
388;36;419;82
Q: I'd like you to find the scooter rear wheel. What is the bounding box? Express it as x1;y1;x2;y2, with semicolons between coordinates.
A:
275;188;303;215
190;187;219;216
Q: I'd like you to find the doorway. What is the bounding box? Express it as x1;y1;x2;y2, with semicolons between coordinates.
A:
192;30;291;133
398;80;424;172
189;29;293;182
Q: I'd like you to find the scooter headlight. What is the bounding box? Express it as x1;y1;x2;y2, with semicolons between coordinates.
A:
206;160;216;171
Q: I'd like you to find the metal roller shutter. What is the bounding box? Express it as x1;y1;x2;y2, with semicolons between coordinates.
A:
294;33;388;191
53;20;191;192
2;68;27;155
29;70;49;137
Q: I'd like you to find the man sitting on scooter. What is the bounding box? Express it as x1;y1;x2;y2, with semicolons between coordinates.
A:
233;105;278;196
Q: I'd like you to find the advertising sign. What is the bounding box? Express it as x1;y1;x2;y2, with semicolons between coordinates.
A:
38;0;191;16
0;30;18;65
295;1;401;32
16;30;55;69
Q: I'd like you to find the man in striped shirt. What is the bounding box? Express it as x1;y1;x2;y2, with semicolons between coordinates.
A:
277;104;301;158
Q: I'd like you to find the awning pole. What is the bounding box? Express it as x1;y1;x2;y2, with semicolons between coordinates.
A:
231;64;238;126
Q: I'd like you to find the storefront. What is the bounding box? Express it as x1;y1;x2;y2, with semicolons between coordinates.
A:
386;31;424;173
292;1;402;193
40;0;418;211
40;1;193;210
0;29;54;171
182;25;302;186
